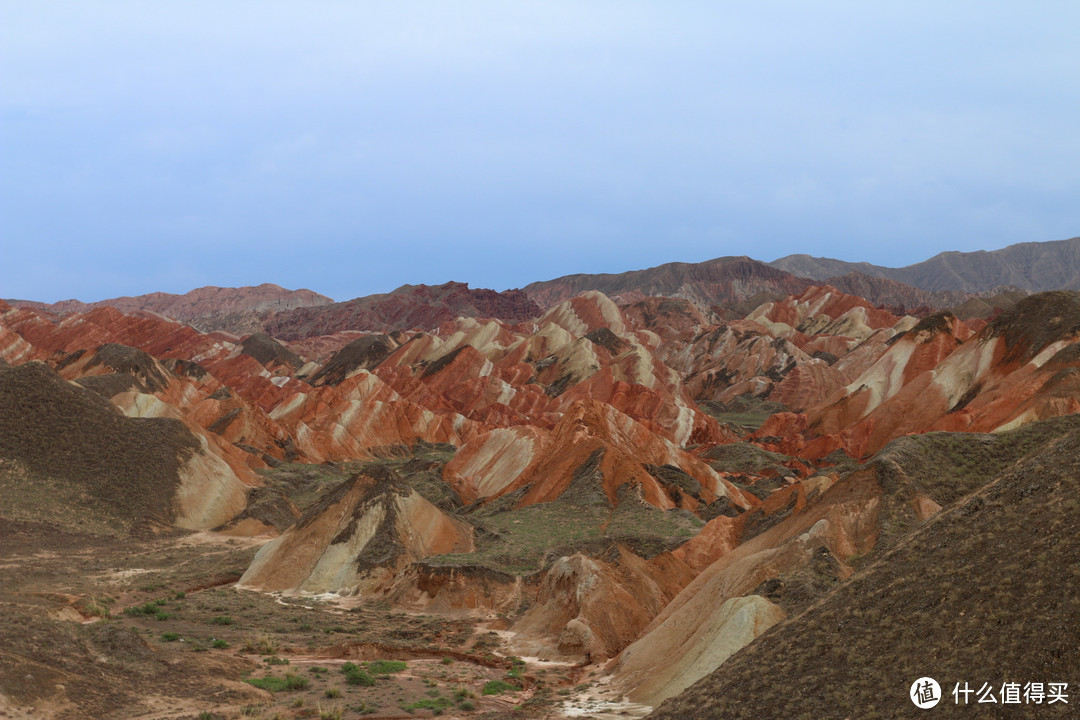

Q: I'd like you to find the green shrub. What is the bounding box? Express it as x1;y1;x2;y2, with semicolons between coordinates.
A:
482;679;519;695
154;611;172;621
210;616;234;626
161;632;180;642
506;657;525;678
344;667;376;686
125;601;164;616
211;638;230;649
368;660;407;674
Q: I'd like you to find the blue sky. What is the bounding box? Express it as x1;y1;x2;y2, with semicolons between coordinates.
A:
2;2;1079;302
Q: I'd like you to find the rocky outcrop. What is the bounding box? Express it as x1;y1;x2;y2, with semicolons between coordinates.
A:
508;547;695;662
238;467;474;595
757;292;1080;459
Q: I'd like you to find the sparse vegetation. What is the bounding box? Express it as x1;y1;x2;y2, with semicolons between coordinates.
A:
241;633;280;655
243;673;309;693
342;662;376;687
367;659;407;674
482;679;520;695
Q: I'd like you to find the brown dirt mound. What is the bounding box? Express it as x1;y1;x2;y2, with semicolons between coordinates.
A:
75;372;145;398
986;289;1080;364
84;342;172;393
0;361;199;528
239;331;303;368
307;334;397;386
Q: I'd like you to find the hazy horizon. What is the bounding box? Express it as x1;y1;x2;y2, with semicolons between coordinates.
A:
8;233;1080;306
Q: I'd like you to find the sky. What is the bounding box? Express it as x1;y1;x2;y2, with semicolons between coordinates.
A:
2;2;1079;303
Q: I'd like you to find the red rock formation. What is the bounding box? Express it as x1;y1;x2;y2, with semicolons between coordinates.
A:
238;467;474;595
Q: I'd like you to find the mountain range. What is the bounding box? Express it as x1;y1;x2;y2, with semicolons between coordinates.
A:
16;234;1080;337
770;235;1080;292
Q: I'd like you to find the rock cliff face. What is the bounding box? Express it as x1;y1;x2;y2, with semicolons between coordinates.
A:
756;292;1080;459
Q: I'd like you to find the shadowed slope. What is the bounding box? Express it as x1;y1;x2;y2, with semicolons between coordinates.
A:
0;362;247;531
648;421;1080;719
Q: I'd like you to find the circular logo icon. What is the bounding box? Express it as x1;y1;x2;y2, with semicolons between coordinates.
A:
910;677;942;709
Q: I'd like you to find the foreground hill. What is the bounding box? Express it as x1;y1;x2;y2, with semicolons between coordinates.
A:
648;416;1080;719
0;361;249;532
772;235;1080;293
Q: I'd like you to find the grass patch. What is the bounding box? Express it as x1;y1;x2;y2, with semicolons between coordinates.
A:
482;679;520;695
367;659;407;674
342;662;376;686
429;493;704;575
243;673;309;693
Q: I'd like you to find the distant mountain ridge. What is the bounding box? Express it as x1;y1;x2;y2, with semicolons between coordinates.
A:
524;256;972;316
262;281;542;340
12;235;1080;340
7;283;333;332
523;257;815;310
770;235;1080;292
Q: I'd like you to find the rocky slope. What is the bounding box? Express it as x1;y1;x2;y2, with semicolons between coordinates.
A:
0;361;248;531
647;415;1080;719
